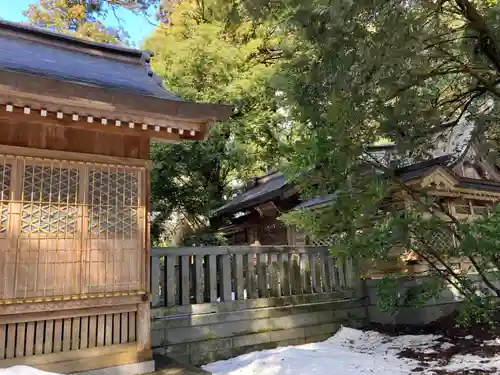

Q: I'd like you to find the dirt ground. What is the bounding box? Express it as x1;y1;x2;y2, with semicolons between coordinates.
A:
366;315;500;375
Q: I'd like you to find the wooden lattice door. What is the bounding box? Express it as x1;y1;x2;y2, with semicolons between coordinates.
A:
0;153;147;303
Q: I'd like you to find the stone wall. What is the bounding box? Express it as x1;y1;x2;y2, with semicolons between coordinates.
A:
151;292;367;365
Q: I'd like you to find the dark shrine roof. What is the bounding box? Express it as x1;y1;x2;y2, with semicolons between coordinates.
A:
215;171;289;216
0;20;180;101
214;153;500;218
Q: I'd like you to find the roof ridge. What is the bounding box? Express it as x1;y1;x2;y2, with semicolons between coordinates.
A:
0;19;148;65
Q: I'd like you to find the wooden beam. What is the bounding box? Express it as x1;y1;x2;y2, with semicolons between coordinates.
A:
0;304;138;325
0;106;205;142
0;295;144;315
0;144;150;167
0;343;151;373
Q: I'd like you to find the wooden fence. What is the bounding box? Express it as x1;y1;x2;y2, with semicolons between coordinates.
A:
150;246;356;308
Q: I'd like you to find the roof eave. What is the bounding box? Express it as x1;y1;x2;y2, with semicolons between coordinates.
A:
0;69;233;138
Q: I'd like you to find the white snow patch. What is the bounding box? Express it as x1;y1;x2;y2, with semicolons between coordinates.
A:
203;327;500;375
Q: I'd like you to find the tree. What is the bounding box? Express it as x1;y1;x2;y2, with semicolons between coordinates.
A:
25;0;157;43
245;0;500;324
144;0;290;244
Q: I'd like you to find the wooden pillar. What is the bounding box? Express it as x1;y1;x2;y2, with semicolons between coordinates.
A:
136;301;151;358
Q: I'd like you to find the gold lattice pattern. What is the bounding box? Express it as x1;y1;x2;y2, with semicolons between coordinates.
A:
88;171;139;207
21;204;77;233
0;164;11;201
23;165;79;203
88;206;138;236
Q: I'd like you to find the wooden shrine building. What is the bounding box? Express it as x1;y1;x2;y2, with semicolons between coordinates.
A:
0;20;231;374
214;132;500;276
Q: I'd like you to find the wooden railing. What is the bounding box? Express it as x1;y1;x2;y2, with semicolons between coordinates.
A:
150;246;355;308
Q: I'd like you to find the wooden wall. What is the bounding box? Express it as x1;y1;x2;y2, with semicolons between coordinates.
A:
0;117;153;372
0;119;149;160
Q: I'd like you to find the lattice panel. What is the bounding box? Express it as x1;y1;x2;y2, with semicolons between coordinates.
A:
88;170;139;207
428;227;455;251
22;165;79;203
88;170;139;237
21;204;77;233
0;164;11;201
88;207;138;237
309;234;337;247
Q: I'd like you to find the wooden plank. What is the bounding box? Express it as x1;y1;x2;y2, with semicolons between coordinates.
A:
44;320;54;354
0;295;143;316
128;312;136;342
245;253;258;299
16;322;26;357
97;315;105;347
205;254;217;303
268;253;279;297
345;257;354;288
194;255;204;304
88;316;97;348
180;256;190;305
234;254;245;300
220;254;232;302
324;256;335;292
301;254;311;294
71;317;81;351
257;254;269;298
80;317;89;350
34;321;45;355
164;256;176;307
291;254;301;295
0;342;141;371
337;256;346;288
309;254;318;293
120;313;128;344
25;321;35;356
278;253;290;296
0;324;5;359
105;314;113;346
151;245;330;257
53;320;63;353
113;314;120;344
6;324;15;359
317;253;327;293
62;319;72;352
150;257;161;307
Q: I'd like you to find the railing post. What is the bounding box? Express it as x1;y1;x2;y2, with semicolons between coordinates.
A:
220;254;232;301
164;255;176;306
194;255;204;304
150;256;161;307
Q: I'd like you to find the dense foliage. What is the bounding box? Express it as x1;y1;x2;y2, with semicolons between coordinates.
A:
145;0;291;244
244;0;500;324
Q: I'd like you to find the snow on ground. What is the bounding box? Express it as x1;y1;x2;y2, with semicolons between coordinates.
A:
203;327;500;375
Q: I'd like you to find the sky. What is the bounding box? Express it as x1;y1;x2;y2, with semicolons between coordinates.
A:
0;0;158;47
